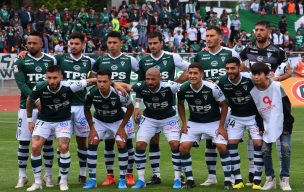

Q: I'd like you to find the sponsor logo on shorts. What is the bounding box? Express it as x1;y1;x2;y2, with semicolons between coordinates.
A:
59;121;69;127
79;117;88;126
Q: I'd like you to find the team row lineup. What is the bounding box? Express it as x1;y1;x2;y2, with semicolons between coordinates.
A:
13;20;293;191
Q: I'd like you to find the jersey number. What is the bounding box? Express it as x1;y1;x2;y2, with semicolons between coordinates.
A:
229;120;235;128
18;118;22;127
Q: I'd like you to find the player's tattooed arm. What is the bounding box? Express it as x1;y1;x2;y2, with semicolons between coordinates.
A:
26;96;35;133
175;70;188;84
178;99;188;134
273;63;292;81
217;100;229;139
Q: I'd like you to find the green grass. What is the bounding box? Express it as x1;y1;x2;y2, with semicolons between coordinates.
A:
0;108;303;191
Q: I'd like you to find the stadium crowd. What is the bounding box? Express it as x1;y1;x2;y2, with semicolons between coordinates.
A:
1;0;304;55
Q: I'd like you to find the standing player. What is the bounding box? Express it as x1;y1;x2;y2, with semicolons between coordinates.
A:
178;63;232;189
240;20;292;186
89;31;138;187
135;32;190;185
250;62;294;191
193;26;239;186
54;32;96;184
25;65;96;191
13;31;56;188
218;57;263;190
83;69;134;189
118;68;183;189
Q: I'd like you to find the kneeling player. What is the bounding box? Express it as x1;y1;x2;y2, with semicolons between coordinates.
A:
83;69;134;189
177;63;232;189
26;65;96;191
218;57;263;190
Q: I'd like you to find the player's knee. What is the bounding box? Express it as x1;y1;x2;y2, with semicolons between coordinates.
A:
76;136;87;147
136;141;147;150
179;143;189;155
59;144;69;154
169;140;180;151
116;141;126;149
216;144;228;153
150;133;160;144
31;143;42;156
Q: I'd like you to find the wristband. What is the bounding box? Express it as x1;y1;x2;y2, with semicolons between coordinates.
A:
135;101;140;108
27;117;32;123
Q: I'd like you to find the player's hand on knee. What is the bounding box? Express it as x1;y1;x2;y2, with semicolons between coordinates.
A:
181;124;188;134
134;108;142;124
28;122;35;134
116;127;127;142
217;127;228;140
89;129;99;144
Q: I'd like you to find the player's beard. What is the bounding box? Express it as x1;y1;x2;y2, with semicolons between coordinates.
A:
256;36;268;44
49;83;60;91
228;72;240;82
28;48;41;57
71;49;82;56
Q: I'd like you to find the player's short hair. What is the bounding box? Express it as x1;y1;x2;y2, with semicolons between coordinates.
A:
47;65;62;73
107;31;122;41
97;69;112;79
255;20;270;29
28;31;43;42
206;26;222;35
225;57;241;67
188;63;203;72
69;32;84;42
147;32;163;42
251;62;270;75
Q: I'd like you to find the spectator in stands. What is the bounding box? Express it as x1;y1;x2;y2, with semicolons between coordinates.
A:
230;15;241;43
112;13;120;32
54;40;64;54
138;16;147;47
174;30;183;49
220;9;229;25
0;5;10;28
205;6;216;23
220;22;229;46
294;54;304;77
233;39;245;53
131;22;139;48
272;28;284;46
35;5;47;32
274;0;285;14
283;30;293;47
297;23;304;36
278;15;287;34
297;0;303;15
0;30;4;52
287;0;296;14
294;30;304;51
26;7;34;27
238;30;250;45
251;0;260;13
185;0;196;22
187;24;198;44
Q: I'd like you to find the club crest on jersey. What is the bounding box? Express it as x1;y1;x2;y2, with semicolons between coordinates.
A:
221;56;226;62
62;93;67;98
163;60;167;66
211;61;218;67
44;63;49;68
102;104;109;109
121;61;125;67
243;85;248;91
111;65;118;70
203;95;208;100
194;99;202;105
73;65;81;71
154;65;160;70
267;52;272;58
111;101;116;106
257;56;263;62
161;92;166;97
35;66;42;72
53;98;61;104
152;97;159;102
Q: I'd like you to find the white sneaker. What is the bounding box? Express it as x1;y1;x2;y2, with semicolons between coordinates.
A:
262;176;276;190
59;180;69;191
200;176;218;186
15;176;29;188
43;175;54;187
280;177;292;191
26;183;42;191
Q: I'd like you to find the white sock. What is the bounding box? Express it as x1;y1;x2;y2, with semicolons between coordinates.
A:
174;171;181;180
138;169;145;182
